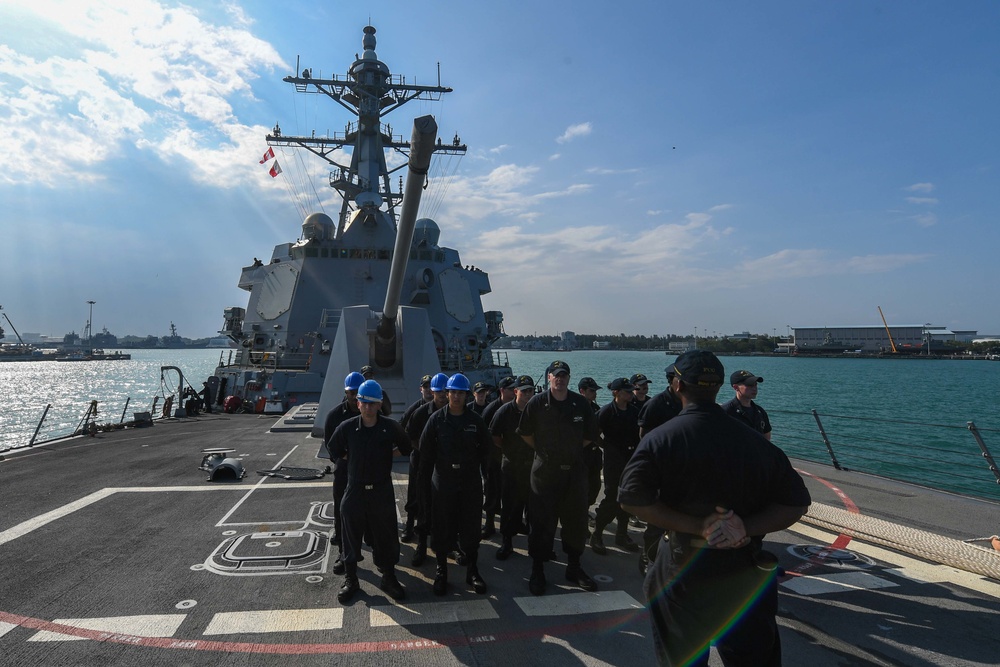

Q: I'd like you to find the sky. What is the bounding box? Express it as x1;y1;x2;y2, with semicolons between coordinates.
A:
1;0;999;341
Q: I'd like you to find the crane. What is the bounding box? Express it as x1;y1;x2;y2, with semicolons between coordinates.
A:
877;306;898;354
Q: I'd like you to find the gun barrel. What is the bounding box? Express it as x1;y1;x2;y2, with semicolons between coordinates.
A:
375;115;438;365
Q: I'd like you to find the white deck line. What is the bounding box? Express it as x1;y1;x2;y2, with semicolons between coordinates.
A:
369;600;498;627
204;609;343;635
27;614;186;642
781;570;899;596
513;590;643;617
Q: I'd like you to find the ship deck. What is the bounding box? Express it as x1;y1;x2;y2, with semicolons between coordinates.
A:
1;412;998;666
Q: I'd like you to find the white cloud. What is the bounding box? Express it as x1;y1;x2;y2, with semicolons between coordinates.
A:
905;197;938;205
904;182;935;193
914;213;937;227
0;0;286;187
556;122;592;144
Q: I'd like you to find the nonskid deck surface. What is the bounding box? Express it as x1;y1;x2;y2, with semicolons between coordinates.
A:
1;415;998;666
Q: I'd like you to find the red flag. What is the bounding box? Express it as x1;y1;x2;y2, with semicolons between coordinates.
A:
269;160;282;178
258;147;275;164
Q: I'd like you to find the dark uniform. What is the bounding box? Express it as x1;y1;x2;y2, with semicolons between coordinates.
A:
619;402;810;667
324;399;360;550
405;399;445;548
490;399;533;546
722;397;772;436
594;399;640;541
636;386;684;570
418;407;492;566
479;395;508;536
399;395;430;539
518;388;600;562
329;414;411;572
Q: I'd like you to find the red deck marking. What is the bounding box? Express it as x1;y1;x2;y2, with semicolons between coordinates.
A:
783;468;862;577
0;609;640;655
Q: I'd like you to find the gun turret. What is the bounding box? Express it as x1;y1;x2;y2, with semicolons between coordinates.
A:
374;114;438;367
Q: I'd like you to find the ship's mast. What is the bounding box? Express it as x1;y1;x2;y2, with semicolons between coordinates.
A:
266;25;466;238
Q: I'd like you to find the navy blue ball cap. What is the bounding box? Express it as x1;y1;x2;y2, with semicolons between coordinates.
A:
547;360;570;376
665;364;677;380
629;373;649;386
730;370;763;385
498;376;517;389
607;377;634;391
515;375;535;390
672;350;725;387
577;376;599;390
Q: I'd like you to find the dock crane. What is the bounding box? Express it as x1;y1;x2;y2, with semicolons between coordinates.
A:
877;306;898;353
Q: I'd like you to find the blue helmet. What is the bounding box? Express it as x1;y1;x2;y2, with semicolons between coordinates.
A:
429;372;450;392
344;371;365;391
446;373;471;391
357;380;383;403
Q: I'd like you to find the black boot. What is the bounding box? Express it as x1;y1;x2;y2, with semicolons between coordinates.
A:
590;523;608;555
566;556;597;592
467;566;487;594
400;517;415;543
615;528;639;552
338;562;360;604
496;537;514;561
433;561;448;596
332;550;346;575
411;536;427;566
379;568;405;600
529;559;546;596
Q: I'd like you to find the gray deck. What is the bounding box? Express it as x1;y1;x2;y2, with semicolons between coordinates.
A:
1;413;998;666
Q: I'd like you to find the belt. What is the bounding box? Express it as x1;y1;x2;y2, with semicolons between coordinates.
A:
363;484;374;490
669;532;709;548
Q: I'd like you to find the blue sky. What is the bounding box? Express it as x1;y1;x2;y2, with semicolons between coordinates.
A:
1;1;998;340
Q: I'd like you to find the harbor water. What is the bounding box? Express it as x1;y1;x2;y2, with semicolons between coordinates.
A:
2;348;999;501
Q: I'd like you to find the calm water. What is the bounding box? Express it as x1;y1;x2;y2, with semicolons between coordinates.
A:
3;349;999;500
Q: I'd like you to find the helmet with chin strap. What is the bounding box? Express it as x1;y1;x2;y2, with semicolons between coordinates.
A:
357;380;383;403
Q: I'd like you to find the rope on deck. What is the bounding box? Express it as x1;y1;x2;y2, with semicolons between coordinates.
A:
801;502;1000;581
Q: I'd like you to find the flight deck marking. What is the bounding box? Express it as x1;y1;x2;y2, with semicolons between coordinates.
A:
0;622;16;639
0;609;642;655
787;522;1000;598
369;599;498;627
780;570;899;596
27;614;186;642
514;590;643;617
204;609;343;634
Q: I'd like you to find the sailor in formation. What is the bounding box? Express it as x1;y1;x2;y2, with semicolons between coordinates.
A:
479;377;512;539
517;360;600;595
577;376;604;508
591;377;641;555
488;374;536;560
329;380;412;604
404;372;450;566
722;369;772;440
418;373;493;595
323;371;365;574
399;374;433;543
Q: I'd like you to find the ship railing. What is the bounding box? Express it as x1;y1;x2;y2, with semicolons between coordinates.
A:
771;408;1000;502
3;396;156;452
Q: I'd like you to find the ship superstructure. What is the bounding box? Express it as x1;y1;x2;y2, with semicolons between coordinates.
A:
214;26;511;416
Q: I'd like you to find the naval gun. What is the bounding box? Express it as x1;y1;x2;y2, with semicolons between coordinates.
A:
311;115;442;435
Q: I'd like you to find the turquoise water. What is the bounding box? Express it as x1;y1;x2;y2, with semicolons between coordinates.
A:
3;348;999;500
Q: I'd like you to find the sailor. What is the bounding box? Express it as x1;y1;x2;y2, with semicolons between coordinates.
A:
517;360;600;596
619;351;810;666
591;377;641;555
200;381;213;413
468;381;492;417
323;371;366;574
404;372;450;566
360;365;392;416
329;380;412;604
480;376;516;538
399;374;433;543
630;373;652;411
577;376;603;508
418;373;493;595
635;364;684;575
489;374;536;560
722;370;772;440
